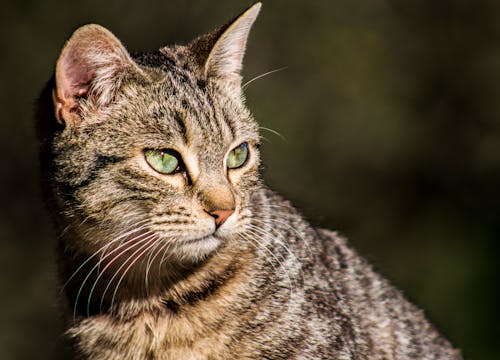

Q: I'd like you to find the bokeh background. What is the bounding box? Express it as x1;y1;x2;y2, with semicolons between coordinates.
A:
1;0;499;358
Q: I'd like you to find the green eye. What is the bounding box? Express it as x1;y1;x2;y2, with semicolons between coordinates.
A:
227;142;249;169
144;149;180;174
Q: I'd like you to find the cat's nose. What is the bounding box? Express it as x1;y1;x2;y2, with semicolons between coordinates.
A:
209;209;235;227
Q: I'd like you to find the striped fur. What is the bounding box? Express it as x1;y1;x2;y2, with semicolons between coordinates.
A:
38;3;461;359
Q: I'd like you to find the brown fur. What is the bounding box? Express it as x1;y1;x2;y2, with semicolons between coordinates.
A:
38;3;462;359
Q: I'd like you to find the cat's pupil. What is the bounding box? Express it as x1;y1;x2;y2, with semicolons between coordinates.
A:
227;142;249;169
144;149;180;175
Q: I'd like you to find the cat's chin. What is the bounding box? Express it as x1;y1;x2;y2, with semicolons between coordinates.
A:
171;235;222;263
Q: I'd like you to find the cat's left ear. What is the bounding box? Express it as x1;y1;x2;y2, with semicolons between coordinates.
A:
53;24;144;125
193;2;261;95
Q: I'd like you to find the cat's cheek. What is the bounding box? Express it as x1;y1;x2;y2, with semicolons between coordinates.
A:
227;164;258;187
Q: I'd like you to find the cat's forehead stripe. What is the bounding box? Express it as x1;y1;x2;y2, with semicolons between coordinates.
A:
135;51;238;145
172;111;189;145
172;79;235;146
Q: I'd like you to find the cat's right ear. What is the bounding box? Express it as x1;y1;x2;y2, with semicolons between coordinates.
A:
53;24;143;125
188;3;261;96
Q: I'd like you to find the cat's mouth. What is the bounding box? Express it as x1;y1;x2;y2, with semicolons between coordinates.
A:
183;234;219;245
171;234;222;260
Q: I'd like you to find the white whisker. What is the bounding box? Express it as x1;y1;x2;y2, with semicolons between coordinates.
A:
238;228;297;308
144;238;167;291
109;235;159;312
259;126;286;142
62;219;151;295
242;66;287;89
158;239;176;275
83;231;155;317
97;233;157;313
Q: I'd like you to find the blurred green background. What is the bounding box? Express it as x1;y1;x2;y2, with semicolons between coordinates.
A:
1;0;499;358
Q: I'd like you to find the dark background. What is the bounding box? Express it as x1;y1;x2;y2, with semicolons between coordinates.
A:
1;0;499;358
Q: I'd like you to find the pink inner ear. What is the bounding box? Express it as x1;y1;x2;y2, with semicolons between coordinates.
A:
61;54;94;101
54;42;99;124
54;57;91;124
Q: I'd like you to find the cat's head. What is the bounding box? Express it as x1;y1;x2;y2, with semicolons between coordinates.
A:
42;3;263;269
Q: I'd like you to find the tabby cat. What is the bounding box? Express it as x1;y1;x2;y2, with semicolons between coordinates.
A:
37;3;462;359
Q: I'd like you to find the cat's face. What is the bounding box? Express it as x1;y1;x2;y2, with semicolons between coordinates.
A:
47;5;262;268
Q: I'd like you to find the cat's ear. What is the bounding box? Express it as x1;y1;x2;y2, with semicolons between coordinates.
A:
53;24;142;125
194;2;261;94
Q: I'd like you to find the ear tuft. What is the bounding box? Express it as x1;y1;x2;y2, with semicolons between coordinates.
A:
203;2;261;93
54;24;138;125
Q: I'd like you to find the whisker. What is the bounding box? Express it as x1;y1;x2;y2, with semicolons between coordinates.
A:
242;230;287;272
243;221;304;294
97;220;151;266
144;238;167;291
238;229;297;306
109;235;159;312
73;232;151;319
158;239;176;276
62;219;151;295
97;233;157;313
242;66;287;89
259;134;272;144
246;222;302;266
255;204;314;257
84;231;155;317
243;225;288;264
259;126;286;142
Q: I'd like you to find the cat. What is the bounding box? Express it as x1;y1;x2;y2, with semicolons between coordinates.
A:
37;2;462;359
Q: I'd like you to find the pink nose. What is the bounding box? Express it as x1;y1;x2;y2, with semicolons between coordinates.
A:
210;209;235;227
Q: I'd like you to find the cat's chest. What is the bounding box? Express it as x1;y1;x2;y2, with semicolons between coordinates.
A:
69;245;261;358
73;311;238;360
71;271;254;359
